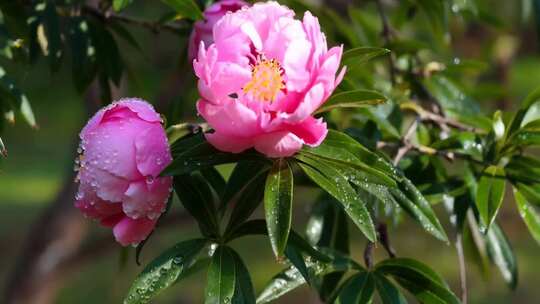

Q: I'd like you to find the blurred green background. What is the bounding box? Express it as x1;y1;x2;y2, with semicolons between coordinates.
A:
1;0;540;303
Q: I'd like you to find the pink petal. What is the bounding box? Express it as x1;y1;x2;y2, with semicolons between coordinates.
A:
122;178;171;220
197;99;261;137
83;119;143;180
286;83;325;123
75;182;123;220
205;131;253;153
91;167;130;202
135;123;172;177
253;131;303;157
288;116;328;146
283;39;312;92
117;98;162;123
113;216;157;246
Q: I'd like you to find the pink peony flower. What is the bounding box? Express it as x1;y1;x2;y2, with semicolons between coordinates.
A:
188;0;249;62
75;98;172;246
193;1;346;158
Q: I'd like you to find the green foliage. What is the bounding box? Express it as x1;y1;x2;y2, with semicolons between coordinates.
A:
3;0;540;303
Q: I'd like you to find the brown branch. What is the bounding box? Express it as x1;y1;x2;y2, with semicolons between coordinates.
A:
456;232;468;304
363;242;375;269
79;5;189;35
375;0;397;84
393;118;419;165
377;222;396;258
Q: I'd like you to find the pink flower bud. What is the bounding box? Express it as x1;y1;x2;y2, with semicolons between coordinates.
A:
75;98;172;246
188;0;249;62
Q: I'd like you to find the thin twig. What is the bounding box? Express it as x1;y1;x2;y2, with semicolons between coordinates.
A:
374;0;397;84
377;222;396;258
80;5;188;35
363;242;375;269
456;232;468;304
393;118;419;165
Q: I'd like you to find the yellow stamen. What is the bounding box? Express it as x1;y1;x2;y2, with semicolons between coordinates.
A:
243;57;284;102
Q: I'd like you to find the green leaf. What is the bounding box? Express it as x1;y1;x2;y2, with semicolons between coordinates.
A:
113;0;134;11
264;158;294;259
390;177;448;242
163;134;265;176
514;182;540;206
485;222;518;289
476;165;506;230
224;167;268;235
307;130;398;180
205;246;236;304
67;17;97;93
315;90;386;114
422;75;480;120
284;243;311;284
513;188;540;244
506;86;540;137
42;1;62;72
510;129;540;147
306;195;350;301
306;195;349;251
161;0;203;20
334;272;375;304
109;20;144;53
0;66;36;127
174;172;220;237
257;249;362;304
416;0;449;43
230;249;256;304
296;156;376;242
431;132;483;160
0;136;6;157
89;19;124;86
373;273;407;304
375;258;459;304
0;2;28;38
342;47;390;67
124;239;207;304
222;160;269;210
506;155;540;184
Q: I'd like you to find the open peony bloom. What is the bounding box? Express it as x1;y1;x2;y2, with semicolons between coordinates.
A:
194;1;346;158
75;98;172;246
188;0;249;62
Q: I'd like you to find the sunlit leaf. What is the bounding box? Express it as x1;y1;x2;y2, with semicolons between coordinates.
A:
264;158;294;258
390;178;448;242
315;89;386;114
296;156;376;242
257;249;362;304
0;66;36;127
161;0;203;20
113;0;134;11
476;165;506;230
375;258;459;304
485;222;518;289
124;239;207;304
342;47;390;67
205;246;236;304
513;188;540;244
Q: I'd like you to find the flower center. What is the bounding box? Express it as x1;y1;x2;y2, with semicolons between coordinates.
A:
243;57;284;102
